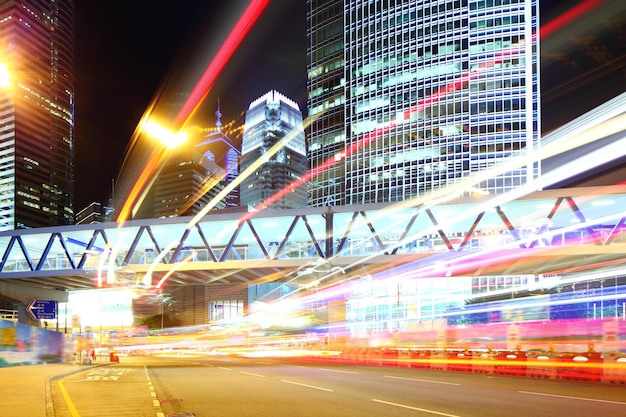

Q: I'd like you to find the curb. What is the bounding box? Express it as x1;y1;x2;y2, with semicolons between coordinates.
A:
45;363;113;417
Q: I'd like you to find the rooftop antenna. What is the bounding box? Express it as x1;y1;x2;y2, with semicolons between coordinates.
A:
215;99;222;132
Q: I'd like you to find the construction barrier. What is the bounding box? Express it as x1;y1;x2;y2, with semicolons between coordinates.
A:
526;351;557;379
494;351;527;376
472;351;495;375
602;352;626;384
381;348;399;366
448;350;473;372
430;350;448;371
557;352;603;382
410;349;431;369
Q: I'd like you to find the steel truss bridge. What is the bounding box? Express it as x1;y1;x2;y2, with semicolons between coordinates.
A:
1;92;625;301
0;186;625;295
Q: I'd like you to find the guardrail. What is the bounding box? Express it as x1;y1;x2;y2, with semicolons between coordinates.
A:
296;347;626;384
0;308;18;322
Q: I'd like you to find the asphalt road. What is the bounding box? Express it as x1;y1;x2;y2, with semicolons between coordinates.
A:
50;355;626;417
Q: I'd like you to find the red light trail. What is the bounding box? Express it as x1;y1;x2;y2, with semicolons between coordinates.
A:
116;0;270;223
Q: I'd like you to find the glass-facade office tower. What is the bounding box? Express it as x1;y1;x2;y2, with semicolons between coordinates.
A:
0;0;75;229
307;0;540;206
240;91;307;210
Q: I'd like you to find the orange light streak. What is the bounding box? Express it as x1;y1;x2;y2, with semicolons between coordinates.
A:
155;252;196;289
116;146;167;222
116;0;269;223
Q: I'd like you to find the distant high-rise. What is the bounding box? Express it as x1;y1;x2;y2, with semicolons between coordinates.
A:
196;105;241;209
153;108;239;218
307;0;540;206
240;91;307;210
0;0;75;229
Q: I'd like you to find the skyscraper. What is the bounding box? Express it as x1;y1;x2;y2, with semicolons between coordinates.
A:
197;105;241;209
307;0;540;206
0;0;75;229
152;109;240;218
240;90;307;210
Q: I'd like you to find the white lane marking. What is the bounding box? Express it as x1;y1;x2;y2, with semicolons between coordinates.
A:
145;365;165;416
318;368;359;374
384;375;461;386
280;379;334;392
241;371;266;378
518;391;626;405
372;399;461;417
217;366;232;371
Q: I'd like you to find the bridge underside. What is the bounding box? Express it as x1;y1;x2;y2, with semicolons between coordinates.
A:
4;245;625;293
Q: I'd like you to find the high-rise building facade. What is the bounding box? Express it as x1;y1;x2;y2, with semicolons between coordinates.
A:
197;107;241;209
0;0;75;229
152;110;240;218
307;0;540;206
240;91;307;210
152;147;227;218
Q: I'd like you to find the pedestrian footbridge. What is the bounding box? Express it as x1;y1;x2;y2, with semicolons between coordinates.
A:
0;186;625;298
2;92;626;305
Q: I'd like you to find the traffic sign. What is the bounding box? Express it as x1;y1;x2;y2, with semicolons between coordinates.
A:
27;299;57;320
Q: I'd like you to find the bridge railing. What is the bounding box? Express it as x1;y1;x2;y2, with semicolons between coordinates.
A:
0;309;18;322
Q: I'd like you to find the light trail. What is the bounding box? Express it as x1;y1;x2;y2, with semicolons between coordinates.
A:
174;0;270;129
155;252;197;289
121;2;613;293
540;0;606;39
116;0;269;223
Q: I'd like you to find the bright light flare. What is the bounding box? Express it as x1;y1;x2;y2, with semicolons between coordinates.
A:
143;120;187;148
117;0;269;223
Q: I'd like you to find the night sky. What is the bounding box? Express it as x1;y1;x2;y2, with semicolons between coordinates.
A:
73;0;625;211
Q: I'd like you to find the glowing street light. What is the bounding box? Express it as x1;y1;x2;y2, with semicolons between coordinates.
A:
116;120;187;223
143;120;187;148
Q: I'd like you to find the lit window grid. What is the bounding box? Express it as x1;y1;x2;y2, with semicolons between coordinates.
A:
340;0;538;204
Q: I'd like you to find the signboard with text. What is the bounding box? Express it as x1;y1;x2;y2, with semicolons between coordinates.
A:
27;299;57;320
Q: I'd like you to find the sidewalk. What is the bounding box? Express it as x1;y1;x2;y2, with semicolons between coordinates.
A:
0;361;107;417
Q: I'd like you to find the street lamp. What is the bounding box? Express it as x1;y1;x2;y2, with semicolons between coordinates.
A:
117;120;188;223
144;120;187;149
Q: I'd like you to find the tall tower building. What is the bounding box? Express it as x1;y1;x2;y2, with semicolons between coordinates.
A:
0;0;75;229
240;91;307;210
152;147;227;218
152;108;239;218
307;0;540;206
197;105;241;209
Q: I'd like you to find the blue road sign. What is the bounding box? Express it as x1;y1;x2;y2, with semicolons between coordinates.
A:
27;299;57;320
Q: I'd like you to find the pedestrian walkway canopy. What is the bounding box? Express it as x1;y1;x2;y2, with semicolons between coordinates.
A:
0;186;625;292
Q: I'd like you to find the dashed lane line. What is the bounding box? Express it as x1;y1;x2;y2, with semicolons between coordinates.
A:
372;399;461;417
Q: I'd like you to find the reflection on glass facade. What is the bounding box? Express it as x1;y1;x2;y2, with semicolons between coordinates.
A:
0;0;75;229
240;91;307;210
307;0;540;206
346;277;472;336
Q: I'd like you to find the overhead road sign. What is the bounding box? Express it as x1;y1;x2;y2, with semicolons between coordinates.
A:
27;299;57;320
